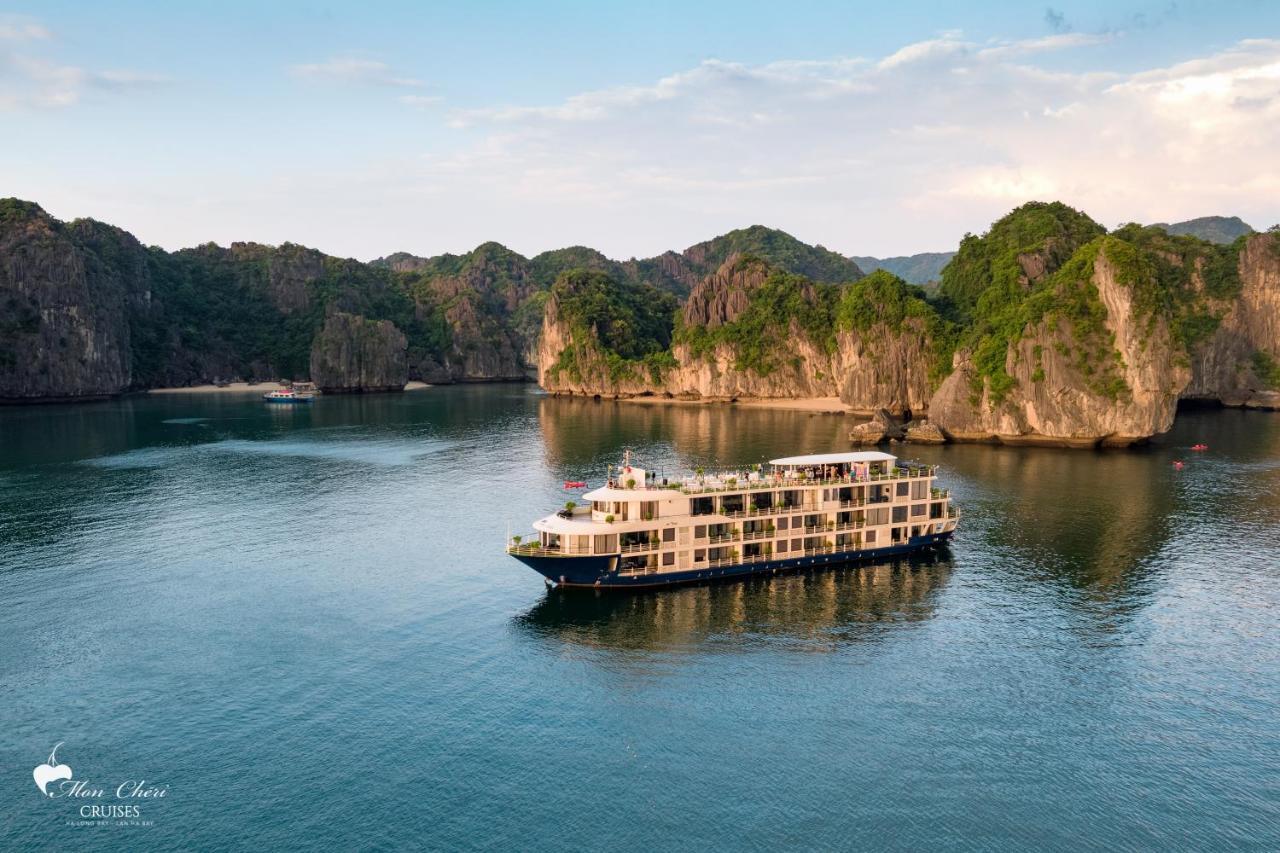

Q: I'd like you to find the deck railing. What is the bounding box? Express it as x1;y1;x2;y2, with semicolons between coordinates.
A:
675;466;937;496
507;542;594;557
619;541;657;554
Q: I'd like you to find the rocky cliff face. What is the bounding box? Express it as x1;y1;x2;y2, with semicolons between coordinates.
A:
0;202;137;400
539;256;936;414
309;312;408;392
1184;233;1280;408
930;251;1189;446
403;243;533;382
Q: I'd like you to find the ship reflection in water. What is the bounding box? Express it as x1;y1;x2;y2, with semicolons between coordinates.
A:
516;551;952;652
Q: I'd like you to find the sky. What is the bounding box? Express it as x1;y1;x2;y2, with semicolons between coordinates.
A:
2;1;1278;260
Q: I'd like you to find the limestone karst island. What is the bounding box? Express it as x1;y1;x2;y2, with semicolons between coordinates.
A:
3;198;1276;448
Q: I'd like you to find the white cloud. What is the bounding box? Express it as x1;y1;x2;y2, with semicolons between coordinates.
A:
406;33;1280;256
0;18;166;109
0;15;49;41
290;56;425;88
0;54;167;109
399;94;443;108
25;31;1280;260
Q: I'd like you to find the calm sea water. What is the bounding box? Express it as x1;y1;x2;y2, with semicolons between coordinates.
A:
1;385;1277;851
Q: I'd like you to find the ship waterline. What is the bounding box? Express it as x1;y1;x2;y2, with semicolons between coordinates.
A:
508;450;959;588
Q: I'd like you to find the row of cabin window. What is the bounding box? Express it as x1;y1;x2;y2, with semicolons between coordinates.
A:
631;520;945;566
689;528;890;562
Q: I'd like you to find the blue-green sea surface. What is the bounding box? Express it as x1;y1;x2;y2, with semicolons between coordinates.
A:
1;385;1277;851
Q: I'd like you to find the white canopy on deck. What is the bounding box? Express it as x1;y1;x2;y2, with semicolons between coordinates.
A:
768;451;896;467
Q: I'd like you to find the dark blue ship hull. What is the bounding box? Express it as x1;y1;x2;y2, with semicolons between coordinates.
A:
511;532;954;589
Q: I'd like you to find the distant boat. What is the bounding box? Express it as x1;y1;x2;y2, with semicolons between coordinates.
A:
263;388;314;403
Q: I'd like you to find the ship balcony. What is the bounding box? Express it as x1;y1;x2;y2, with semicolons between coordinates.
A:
742;530;774;541
619;541;657;554
708;532;741;544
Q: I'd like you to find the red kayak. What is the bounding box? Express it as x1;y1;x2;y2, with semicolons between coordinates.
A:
564;480;587;489
1191;444;1208;452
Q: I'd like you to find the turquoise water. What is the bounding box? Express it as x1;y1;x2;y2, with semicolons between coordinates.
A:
1;385;1278;851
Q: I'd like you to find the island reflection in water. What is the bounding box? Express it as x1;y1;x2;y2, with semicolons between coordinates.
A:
530;394;1279;636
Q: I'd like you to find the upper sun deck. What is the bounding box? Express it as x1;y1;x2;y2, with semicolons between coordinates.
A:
581;451;928;502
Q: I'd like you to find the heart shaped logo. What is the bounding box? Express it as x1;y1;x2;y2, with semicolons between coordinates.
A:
33;743;72;797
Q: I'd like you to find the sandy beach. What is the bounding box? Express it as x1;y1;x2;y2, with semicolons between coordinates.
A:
619;395;854;414
148;381;433;394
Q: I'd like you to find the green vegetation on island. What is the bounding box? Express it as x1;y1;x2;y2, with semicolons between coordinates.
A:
547;270;679;383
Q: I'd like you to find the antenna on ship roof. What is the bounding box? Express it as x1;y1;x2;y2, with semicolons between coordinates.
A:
623;448;631;467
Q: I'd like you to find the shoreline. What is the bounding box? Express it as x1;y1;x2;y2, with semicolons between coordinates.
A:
147;381;434;395
618;395;856;415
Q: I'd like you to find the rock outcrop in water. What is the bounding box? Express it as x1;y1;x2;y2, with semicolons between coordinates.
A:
537;204;1280;447
310;312;408;393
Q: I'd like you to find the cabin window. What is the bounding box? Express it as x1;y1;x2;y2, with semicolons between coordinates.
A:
930;502;943;519
892;506;907;523
641;501;659;520
891;527;903;543
791;538;802;551
694;549;706;562
744;543;762;559
868;507;889;526
777;540;788;552
594;534;618;553
662;552;675;566
694;525;707;539
777;517;788;530
911;480;928;500
662;527;676;542
865;530;877;543
691;497;715;516
896;482;910;497
720;494;744;514
911;503;926;518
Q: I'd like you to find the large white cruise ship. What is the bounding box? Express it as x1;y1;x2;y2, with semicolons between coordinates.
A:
508;450;959;589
